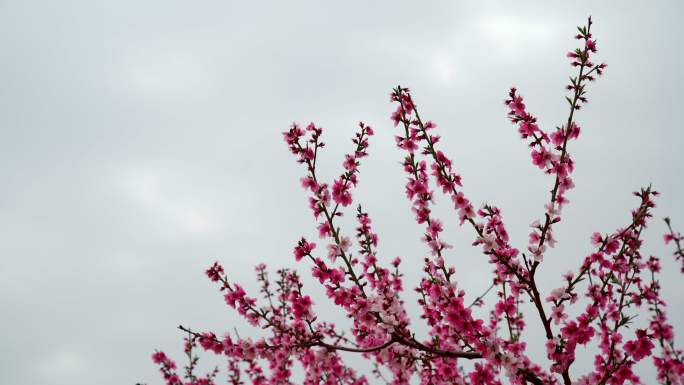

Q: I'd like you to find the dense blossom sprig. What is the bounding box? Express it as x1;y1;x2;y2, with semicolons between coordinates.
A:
150;334;219;385
148;17;683;385
545;187;658;383
644;254;684;384
506;16;606;265
391;85;551;385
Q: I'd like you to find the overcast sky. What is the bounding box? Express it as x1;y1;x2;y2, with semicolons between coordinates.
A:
1;1;683;385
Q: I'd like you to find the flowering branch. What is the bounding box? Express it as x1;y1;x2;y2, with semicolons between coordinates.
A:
664;217;684;273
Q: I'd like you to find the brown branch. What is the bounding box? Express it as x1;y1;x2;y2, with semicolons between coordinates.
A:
178;325;483;360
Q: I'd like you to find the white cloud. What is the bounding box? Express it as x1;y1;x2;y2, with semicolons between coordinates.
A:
475;15;557;58
120;166;216;237
36;350;87;381
431;51;457;87
109;44;210;102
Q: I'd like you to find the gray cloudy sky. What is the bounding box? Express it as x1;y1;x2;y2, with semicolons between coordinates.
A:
1;1;683;384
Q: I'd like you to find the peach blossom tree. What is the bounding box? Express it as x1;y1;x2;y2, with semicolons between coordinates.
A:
147;18;684;385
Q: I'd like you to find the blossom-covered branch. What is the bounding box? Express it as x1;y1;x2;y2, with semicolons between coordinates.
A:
664;218;684;273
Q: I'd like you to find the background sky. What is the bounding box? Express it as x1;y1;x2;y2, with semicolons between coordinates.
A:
1;1;683;384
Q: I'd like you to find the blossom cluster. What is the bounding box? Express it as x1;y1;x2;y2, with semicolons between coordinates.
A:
148;18;683;385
